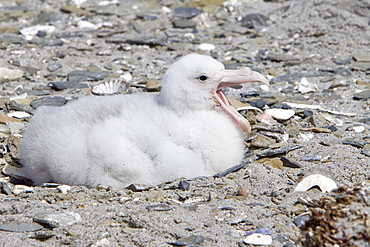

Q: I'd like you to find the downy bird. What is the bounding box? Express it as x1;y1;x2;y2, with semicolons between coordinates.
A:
19;53;268;188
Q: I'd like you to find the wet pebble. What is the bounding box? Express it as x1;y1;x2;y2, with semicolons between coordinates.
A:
33;211;81;228
0;222;43;232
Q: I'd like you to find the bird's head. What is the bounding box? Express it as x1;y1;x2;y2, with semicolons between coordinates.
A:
158;53;269;133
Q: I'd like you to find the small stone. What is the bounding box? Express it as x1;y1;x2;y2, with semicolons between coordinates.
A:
266;109;295;120
6;121;25;135
51;81;89;91
237;186;248;197
346;125;366;133
0;222;43;232
67;70;110;82
293;213;310;228
263;157;284;170
0;113;22;124
280;156;302;168
353;90;370;100
29;37;64;46
32;230;56;240
30;96;68;108
146;79;162;92
33;211;81;228
302;154;323;161
342;138;368;148
172;234;205;246
296;77;317;94
213;161;250;177
178;180;190;191
259;145;302;158
172;20;196;29
173;7;201;19
361;144;370;157
250;135;276;148
197;43;216;51
308;114;328;127
146;204;172;211
241;13;268;29
125;184;152;192
47;63;63;72
0;67;23;82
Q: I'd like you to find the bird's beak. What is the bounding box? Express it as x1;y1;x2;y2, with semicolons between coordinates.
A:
212;67;269;133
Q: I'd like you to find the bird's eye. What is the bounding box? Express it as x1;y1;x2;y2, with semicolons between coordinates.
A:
197;74;208;82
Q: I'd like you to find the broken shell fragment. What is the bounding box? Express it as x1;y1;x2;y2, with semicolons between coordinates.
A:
294;174;337;193
91;79;129;95
265;109;295;120
244;229;272;245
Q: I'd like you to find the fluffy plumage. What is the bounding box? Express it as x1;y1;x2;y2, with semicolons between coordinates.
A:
19;54;268;188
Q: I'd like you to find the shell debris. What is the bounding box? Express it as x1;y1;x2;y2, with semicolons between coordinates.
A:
294;174;337;193
91;79;130;95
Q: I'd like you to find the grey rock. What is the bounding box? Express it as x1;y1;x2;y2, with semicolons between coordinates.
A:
125;183;152;192
302;154;323;161
353;53;370;62
353;90;370;100
342;138;368;148
0;67;24;82
280;156;302;168
0;34;27;44
0;124;11;134
178;180;190;191
47;63;63;72
7;101;34;114
146;204;172;211
173;7;201;19
50;81;88;91
0;181;13;195
29;37;64;46
172;234;205;246
241;13;268;29
67;70;110;82
0;222;43;232
361;144;370;157
250;135;276;148
30;96;68;108
32;230;56;240
213;161;250;178
258;145;303;158
33;211;81;228
172;19;197;29
6;122;25;135
293;214;310;228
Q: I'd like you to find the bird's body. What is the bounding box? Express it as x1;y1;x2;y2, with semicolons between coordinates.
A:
19;54;268;188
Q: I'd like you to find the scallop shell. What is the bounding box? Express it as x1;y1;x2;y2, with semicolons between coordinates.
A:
91;79;129;95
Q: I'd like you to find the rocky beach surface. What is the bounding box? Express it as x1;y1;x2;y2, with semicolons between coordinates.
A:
0;0;369;246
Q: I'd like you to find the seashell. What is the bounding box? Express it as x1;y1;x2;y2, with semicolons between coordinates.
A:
244;229;272;245
294;174;337;193
197;43;216;51
265;108;295;120
7;112;31;119
91;79;129;95
296;77;317;94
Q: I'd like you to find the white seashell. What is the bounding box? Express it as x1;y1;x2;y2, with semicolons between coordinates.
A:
322;113;343;126
91;80;129;95
57;185;71;194
77;20;100;30
294;174;337;193
7;112;31;119
244;233;272;245
197;43;216;51
13;185;35;195
296;77;317;94
2;163;27;178
351;125;366;132
260;84;270;92
283;102;321;110
265;109;295;120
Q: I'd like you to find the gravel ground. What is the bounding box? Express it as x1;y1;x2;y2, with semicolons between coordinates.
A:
0;0;369;246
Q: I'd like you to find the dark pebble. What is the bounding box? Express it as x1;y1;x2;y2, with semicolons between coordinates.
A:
333;58;352;65
0;181;13;195
280;156;302;168
303;110;314;117
178;180;190;191
293;214;310;228
121;33;168;46
137;14;157;21
67;70;110;82
240;13;268;29
30;96;68;108
146;204;172;211
7;101;34;114
36;30;47;37
353;90;370;100
213;161;250;178
250;99;266;109
47;63;63;72
125;184;152;192
50;81;88;91
173;7;201;19
342;139;368;148
258;145;303;158
0;222;43;232
0;34;27;44
171;234;205;246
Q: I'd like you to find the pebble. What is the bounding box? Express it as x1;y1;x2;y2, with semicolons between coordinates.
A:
0;222;43;232
173;7;201;19
213;161;250;178
296;77;317;94
197;43;216;51
178;180;190;191
146;204;172;211
20;25;55;36
265;109;295;120
0;67;24;82
47;63;63;72
259;145;302;158
353;90;370;100
342;138;368;148
294;174;337;193
240;13;268;29
33;211;81;228
293;213;311;228
302;154;323;162
67;70;110;82
30;96;68;108
280;156;302;168
51;81;89;91
172;234;205;246
361;144;370;157
250;135;276;148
